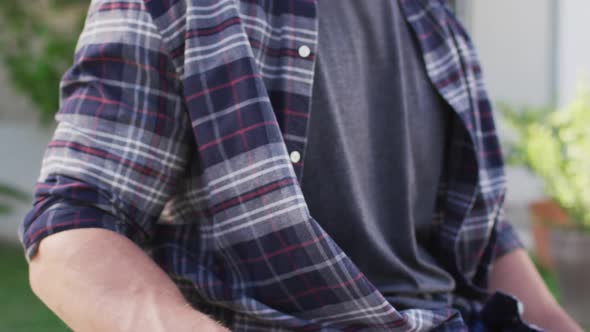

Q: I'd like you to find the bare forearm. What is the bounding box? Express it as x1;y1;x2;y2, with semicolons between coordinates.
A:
29;228;228;332
489;249;582;332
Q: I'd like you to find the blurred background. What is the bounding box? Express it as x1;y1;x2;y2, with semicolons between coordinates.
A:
1;0;589;330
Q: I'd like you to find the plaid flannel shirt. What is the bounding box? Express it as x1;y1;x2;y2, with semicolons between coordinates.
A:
20;0;523;330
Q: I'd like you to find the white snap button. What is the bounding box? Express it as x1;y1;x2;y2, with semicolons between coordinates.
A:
290;150;301;163
298;45;311;58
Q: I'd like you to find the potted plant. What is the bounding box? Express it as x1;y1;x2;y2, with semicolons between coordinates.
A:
500;91;590;326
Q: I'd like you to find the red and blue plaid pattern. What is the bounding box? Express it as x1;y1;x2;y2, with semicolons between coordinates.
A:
20;0;522;330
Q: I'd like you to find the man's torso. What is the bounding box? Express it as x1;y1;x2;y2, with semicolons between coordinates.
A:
302;0;454;310
21;0;516;330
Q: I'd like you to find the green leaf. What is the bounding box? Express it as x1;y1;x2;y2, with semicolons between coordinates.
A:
0;184;28;202
0;0;88;125
0;203;13;215
498;90;590;230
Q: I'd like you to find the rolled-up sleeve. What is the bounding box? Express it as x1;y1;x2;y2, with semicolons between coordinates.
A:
492;207;525;261
18;0;190;260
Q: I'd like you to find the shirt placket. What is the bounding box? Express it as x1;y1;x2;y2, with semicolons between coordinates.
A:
279;0;319;182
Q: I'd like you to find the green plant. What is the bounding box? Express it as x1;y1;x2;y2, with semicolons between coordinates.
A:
0;244;67;331
500;91;590;230
0;183;29;215
0;0;89;123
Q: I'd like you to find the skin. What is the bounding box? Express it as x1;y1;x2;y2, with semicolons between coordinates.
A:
29;229;582;331
29;229;229;332
489;249;583;332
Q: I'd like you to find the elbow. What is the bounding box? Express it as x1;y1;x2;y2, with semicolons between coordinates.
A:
27;233;73;301
27;242;56;302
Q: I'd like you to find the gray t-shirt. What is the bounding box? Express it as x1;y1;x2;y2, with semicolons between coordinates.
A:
301;0;456;310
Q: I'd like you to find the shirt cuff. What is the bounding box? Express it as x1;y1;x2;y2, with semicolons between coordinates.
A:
19;199;148;262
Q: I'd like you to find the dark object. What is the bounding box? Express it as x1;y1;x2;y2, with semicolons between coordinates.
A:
479;292;543;332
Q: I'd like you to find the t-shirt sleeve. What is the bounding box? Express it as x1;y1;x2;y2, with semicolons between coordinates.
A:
492;207;525;261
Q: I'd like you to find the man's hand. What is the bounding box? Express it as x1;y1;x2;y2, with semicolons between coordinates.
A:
29;228;230;332
489;249;583;332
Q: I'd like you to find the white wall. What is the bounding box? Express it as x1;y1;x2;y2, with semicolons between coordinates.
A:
0;124;53;243
467;0;555;108
0;64;53;244
465;0;590;107
557;0;590;106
